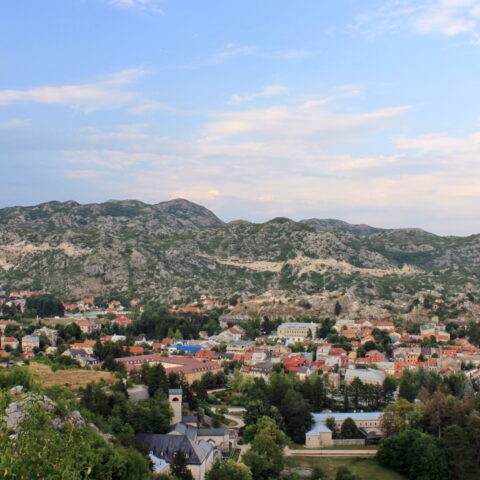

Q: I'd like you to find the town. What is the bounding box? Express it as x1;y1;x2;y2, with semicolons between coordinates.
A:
1;289;480;480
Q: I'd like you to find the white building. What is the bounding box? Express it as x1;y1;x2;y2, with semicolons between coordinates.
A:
277;322;318;341
345;368;386;385
306;411;383;447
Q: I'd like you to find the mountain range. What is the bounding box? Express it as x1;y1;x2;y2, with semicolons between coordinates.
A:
0;198;478;302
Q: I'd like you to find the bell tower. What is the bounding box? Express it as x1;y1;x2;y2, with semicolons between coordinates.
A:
168;389;182;425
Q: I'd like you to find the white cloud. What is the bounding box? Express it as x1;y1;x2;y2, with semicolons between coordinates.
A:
0;68;149;112
202;103;410;141
354;0;480;43
129;101;177;115
277;49;313;59
227;84;290;105
109;0;164;14
58;100;480;234
0;118;30;129
210;43;256;64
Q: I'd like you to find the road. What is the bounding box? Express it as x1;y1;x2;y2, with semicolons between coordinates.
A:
285;447;377;457
211;407;245;428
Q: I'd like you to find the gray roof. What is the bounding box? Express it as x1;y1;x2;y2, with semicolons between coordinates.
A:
307;412;383;435
169;388;183;395
182;415;198;424
197;428;226;437
136;434;213;465
167;423;197;440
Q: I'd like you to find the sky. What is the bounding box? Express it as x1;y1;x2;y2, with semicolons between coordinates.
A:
1;0;480;235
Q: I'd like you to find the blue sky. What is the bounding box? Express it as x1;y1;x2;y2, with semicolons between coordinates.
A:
1;0;480;234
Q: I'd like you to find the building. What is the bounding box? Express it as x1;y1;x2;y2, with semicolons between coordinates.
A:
62;348;98;366
136;389;229;480
277;322;318;341
76;320;101;334
345;368;386;385
21;335;40;351
32;327;58;344
306;412;383;447
240;361;274;379
115;354;223;383
0;336;19;350
226;340;252;355
219;314;250;328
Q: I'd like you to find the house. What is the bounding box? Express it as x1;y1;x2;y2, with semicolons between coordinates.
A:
21;335;40;351
76;320;100;334
244;350;272;366
240;361;273;379
62;348;98;366
123;345;144;355
226;340;252;355
33;327;58;344
0;320;19;333
70;340;96;354
372;321;395;332
101;334;126;343
306;412;383;448
113;316;132;326
283;354;307;373
0;336;19;350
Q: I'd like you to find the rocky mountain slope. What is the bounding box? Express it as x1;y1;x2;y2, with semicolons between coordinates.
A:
0;199;479;302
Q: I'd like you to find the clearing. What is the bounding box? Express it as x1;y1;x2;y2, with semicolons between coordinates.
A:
285;456;406;480
29;362;115;390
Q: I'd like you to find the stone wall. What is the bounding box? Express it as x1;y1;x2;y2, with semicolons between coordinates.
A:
332;439;365;446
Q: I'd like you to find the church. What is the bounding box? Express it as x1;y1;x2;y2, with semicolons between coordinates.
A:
136;389;234;480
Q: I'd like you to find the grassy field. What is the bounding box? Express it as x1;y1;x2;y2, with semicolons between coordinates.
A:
289;443;377;450
285;456;406;480
29;362;116;390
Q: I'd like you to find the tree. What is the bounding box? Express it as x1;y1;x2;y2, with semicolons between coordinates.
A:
242;417;286;480
420;391;452;439
382;375;397;403
340;417;359;439
141;362;169;397
334;301;342;316
280;388;313;443
380;398;420;437
399;369;421;402
326;417;339;439
206;460;252;480
377;429;449;480
335;466;361;480
243;416;287;445
0;399;150;480
442;423;480;480
170;451;194;480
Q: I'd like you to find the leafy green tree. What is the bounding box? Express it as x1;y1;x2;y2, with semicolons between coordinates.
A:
206;460;252;480
377;429;449;480
280;388;313;443
141;362;169;397
442;423;480;480
399;370;421;402
170;451;194;480
380;398;421;437
0;400;150;480
242;417;286;480
243;416;288;445
326;417;339;439
340;417;359;439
